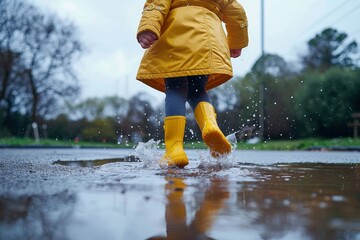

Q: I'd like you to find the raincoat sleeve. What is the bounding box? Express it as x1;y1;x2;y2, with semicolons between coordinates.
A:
137;0;172;40
223;0;249;50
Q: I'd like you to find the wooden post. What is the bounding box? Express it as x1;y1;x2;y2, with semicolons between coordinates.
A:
348;113;360;139
32;122;40;143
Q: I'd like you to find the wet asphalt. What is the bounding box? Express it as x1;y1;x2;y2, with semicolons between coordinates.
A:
1;148;360;240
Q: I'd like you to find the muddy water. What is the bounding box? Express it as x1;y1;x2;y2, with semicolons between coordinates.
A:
0;148;360;240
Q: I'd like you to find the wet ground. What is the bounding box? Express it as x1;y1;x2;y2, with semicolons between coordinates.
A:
0;146;360;240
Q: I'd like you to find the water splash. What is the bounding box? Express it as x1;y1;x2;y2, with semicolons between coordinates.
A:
226;131;239;150
133;139;162;168
195;131;239;171
197;150;234;172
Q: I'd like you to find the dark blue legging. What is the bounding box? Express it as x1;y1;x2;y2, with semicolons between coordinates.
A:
165;75;211;116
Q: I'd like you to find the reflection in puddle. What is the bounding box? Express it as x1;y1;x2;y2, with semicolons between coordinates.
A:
148;178;230;240
53;155;140;167
1;160;360;239
237;163;360;240
0;191;75;240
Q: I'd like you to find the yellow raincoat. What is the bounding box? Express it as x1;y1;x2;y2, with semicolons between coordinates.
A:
136;0;248;93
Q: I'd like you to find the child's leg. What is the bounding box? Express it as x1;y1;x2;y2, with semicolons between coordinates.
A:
165;77;188;116
187;75;211;110
188;75;231;157
163;77;189;168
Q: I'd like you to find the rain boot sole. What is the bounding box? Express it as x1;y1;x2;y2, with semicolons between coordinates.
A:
203;130;231;158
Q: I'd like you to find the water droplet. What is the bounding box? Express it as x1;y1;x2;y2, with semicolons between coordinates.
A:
283;199;290;206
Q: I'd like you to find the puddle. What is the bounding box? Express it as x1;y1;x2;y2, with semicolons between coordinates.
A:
53;155;140;167
1;148;360;240
2;162;360;240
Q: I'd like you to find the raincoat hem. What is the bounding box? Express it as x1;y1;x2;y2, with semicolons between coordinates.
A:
136;69;233;93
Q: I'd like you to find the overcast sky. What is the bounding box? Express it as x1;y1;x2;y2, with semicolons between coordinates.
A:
29;0;360;105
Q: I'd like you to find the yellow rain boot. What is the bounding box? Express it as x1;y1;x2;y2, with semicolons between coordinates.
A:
194;102;231;157
162;116;189;168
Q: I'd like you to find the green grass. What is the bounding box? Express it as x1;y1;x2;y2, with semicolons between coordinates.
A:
234;138;360;150
0;137;135;148
0;137;359;150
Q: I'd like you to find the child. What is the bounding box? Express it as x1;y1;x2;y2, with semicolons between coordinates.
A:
136;0;248;168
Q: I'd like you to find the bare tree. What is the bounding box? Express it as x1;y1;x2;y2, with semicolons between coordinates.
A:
0;0;25;104
0;0;82;130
